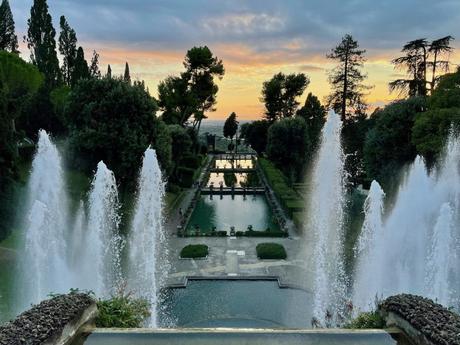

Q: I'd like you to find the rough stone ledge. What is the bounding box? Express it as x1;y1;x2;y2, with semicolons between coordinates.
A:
0;293;97;345
379;294;460;345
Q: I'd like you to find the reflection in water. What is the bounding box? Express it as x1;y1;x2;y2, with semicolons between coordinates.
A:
207;172;261;188
186;195;279;232
214;159;254;169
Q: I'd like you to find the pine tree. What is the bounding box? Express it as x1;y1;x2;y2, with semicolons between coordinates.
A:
71;46;89;85
326;34;369;121
107;64;112;78
428;36;454;92
124;62;131;84
26;0;61;86
58;15;77;85
0;0;18;52
89;50;101;78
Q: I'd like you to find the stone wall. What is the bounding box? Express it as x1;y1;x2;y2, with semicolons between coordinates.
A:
379;294;460;345
0;293;97;345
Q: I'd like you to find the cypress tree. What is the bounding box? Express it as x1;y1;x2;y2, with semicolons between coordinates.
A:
89;50;101;78
71;46;89;85
58;15;77;85
0;0;18;52
124;62;131;84
107;64;112;78
26;0;61;86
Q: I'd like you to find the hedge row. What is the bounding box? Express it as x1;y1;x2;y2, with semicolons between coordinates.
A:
259;158;304;218
180;229;287;238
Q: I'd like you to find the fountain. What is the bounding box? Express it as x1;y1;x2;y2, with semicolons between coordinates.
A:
21;130;71;306
85;161;123;297
353;132;460;311
128;147;166;327
305;110;347;324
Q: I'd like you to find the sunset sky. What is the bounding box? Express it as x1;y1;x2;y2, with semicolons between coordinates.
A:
11;0;460;120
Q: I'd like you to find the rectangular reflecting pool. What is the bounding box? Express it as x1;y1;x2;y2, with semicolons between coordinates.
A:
186;195;279;233
159;280;312;328
82;280;409;345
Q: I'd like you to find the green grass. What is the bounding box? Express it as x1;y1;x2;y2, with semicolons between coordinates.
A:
256;243;287;259
180;244;209;258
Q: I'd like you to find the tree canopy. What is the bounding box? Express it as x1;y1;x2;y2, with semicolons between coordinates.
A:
261;72;309;122
66;77;171;183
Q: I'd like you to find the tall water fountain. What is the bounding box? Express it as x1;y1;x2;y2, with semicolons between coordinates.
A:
85;161;123;297
353;133;460;310
21;130;72;306
306;110;347;323
128;148;166;327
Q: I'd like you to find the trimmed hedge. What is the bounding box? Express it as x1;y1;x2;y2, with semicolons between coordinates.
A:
256;243;287;259
180;244;209;258
259;158;304;220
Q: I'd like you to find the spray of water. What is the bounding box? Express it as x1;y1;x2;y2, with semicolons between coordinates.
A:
21;130;71;305
85;161;123;297
306;110;347;323
128;148;166;327
353;132;460;310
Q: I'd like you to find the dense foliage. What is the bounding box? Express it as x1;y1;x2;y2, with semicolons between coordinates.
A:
363;97;425;182
239;120;270;154
343;310;385;329
266;117;310;182
0;51;43;241
66;77;171;184
0;0;18;53
256;243;287;259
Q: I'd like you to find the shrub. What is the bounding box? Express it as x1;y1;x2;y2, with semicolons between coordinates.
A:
343;311;385;329
177;167;195;187
180;244;209;258
256;243;287;259
96;294;150;328
246;230;287;238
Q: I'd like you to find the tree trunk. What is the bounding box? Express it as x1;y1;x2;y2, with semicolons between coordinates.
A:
431;50;438;94
341;47;349;122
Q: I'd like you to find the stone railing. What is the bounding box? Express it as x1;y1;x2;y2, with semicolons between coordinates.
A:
379;294;460;345
0;293;97;345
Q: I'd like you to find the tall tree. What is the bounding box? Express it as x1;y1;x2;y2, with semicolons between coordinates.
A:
106;64;112;78
58;15;77;85
158;75;196;125
428;36;454;92
390;39;429;97
326;34;369;121
89;50;101;78
124;62;131;84
296;92;326;143
223;112;239;152
183;46;225;132
261;72;309;122
71;46;89;85
0;0;18;53
26;0;61;86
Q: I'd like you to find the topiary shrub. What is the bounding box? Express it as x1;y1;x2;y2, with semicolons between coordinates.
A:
180;244;209;258
256;243;287;259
